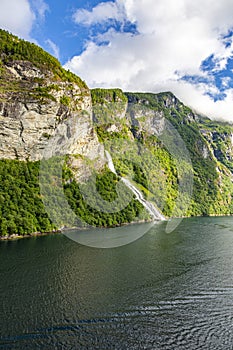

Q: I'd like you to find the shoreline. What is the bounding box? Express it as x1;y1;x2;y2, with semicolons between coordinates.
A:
0;214;232;241
0;229;62;241
0;219;152;241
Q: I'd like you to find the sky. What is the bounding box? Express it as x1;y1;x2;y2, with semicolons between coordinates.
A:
1;1;233;121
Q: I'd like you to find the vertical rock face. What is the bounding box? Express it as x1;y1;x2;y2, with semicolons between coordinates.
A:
199;122;233;174
1;27;233;221
0;61;105;173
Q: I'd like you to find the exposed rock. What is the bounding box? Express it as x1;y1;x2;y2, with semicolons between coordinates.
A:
200;128;233;169
0;31;108;184
128;104;165;137
6;60;46;80
0;61;106;179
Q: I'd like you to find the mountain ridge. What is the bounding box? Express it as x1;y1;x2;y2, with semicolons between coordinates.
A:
0;28;233;237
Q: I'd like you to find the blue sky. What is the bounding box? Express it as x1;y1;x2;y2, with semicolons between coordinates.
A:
29;0;138;64
30;0;111;64
1;0;233;121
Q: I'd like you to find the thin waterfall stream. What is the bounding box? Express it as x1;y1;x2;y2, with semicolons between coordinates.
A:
105;151;165;221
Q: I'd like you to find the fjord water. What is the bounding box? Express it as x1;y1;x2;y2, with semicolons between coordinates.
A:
1;217;233;349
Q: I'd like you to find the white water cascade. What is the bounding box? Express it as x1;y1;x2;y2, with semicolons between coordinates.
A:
105;151;165;221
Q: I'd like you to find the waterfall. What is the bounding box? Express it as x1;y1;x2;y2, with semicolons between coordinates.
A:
105;150;117;175
105;151;165;221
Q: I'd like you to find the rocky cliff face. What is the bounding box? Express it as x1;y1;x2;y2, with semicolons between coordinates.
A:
0;60;105;179
91;88;233;216
1;29;233;223
199;122;233;173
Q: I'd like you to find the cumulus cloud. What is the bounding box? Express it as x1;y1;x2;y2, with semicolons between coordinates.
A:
0;0;35;38
73;1;126;26
65;0;233;121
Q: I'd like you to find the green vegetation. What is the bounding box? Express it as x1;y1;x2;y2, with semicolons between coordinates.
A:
107;137;179;217
0;29;87;88
91;88;131;143
96;124;130;142
0;159;147;236
64;167;148;227
32;85;57;102
133;93;233;216
0;28;233;236
60;95;71;106
92;90;233;218
91;88;127;104
198;117;233;173
0;85;233;237
0;160;55;236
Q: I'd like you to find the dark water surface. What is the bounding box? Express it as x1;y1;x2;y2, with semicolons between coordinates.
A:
1;216;233;349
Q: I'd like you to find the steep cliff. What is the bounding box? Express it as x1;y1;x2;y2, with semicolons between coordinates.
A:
0;30;147;235
91;89;233;217
0;29;105;177
0;29;233;237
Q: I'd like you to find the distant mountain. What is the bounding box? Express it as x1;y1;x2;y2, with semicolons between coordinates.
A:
0;29;233;237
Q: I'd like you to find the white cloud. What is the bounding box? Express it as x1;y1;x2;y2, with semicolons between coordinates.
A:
0;0;35;39
65;0;233;121
221;77;231;88
169;81;233;123
46;39;60;60
31;0;49;21
73;1;126;26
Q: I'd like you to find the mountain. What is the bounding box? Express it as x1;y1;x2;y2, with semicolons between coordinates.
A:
0;29;233;237
91;89;233;217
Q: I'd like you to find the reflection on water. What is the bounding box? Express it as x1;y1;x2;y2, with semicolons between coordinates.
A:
1;216;233;349
63;221;156;248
